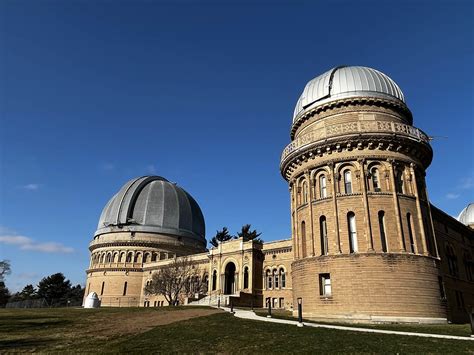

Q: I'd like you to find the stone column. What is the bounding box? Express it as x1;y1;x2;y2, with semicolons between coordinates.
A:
306;170;316;256
290;179;299;259
388;159;405;251
410;163;428;255
358;158;374;251
329;163;342;253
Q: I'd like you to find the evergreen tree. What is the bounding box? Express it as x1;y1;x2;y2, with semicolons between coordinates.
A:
19;284;37;300
209;227;233;247
0;282;10;308
237;224;262;243
37;273;71;306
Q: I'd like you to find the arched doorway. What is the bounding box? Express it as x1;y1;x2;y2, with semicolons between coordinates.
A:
224;262;236;295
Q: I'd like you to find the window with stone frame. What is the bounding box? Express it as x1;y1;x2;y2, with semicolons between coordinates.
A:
280;268;286;288
320;216;328;255
319;273;331;296
378;211;388;252
371;167;381;192
343;170;352;194
347;212;358;253
319;174;327;198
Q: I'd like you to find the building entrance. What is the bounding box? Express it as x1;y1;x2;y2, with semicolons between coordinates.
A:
224;262;236;295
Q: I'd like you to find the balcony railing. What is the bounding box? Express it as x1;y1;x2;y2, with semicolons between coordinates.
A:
281;121;430;163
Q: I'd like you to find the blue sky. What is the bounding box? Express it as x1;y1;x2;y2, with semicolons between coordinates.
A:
1;0;473;291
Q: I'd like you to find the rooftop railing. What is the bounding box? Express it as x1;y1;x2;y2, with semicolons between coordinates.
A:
281;121;430;163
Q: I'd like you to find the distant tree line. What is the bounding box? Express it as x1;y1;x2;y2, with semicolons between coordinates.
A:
209;224;262;247
0;260;84;308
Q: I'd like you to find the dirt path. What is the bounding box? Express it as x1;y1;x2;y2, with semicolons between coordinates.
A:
85;308;222;337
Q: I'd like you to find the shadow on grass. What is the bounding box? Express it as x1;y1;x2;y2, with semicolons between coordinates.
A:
0;338;54;349
0;319;71;333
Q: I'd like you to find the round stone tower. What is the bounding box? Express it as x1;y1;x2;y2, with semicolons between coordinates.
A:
84;176;206;306
281;66;445;322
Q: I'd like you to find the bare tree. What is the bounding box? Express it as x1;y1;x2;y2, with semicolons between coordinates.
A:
144;257;203;306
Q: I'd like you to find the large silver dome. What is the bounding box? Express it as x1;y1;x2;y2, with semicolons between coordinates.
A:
458;203;474;227
293;66;406;123
95;176;205;243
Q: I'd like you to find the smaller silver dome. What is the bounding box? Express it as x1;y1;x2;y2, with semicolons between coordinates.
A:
458;203;474;226
293;66;406;123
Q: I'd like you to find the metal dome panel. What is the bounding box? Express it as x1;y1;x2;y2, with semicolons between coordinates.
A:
458;203;474;226
293;66;406;123
96;176;206;242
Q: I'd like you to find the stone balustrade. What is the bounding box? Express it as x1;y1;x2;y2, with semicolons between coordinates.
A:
281;121;430;163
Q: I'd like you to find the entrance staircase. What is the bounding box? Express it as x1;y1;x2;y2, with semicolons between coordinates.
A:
187;292;240;307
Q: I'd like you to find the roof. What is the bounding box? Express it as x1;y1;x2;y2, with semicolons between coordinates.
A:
293;66;406;124
95;176;205;242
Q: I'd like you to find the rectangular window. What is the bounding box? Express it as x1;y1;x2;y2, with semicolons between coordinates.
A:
319;273;331;297
279;298;284;308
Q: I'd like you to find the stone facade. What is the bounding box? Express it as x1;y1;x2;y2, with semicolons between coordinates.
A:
84;66;474;324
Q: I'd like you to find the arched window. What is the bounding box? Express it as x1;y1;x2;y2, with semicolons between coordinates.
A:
280;268;286;288
344;170;352;194
266;270;272;289
134;252;141;263
302;181;308;204
371;168;381;192
243;267;249;289
274;269;279;289
378;211;387;252
301;221;307;258
100;254;105;263
123;281;128;296
126;252;133;263
144;253;150;263
320;216;328;255
407;213;415;253
319;175;327;198
212;270;217;291
396;169;404;194
347;212;358;253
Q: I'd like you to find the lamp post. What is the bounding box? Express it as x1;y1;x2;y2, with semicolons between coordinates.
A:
297;297;303;327
267;299;272;318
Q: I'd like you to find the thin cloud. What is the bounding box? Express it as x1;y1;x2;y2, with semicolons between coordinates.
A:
22;184;40;190
446;193;460;200
17;272;40;280
147;164;157;174
0;234;74;254
101;163;115;171
460;177;473;190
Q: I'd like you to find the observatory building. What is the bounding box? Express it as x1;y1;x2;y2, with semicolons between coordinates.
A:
85;66;474;323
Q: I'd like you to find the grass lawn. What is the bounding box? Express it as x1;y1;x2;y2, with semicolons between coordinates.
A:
254;309;473;338
1;307;473;353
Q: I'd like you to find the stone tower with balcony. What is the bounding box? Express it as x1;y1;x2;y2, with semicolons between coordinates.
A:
280;66;446;322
